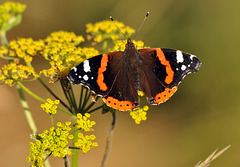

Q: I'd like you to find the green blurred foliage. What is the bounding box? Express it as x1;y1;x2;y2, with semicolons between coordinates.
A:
0;0;240;166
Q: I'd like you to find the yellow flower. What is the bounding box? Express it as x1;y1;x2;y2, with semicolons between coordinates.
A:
41;31;99;80
109;39;146;52
0;2;26;32
41;98;60;115
74;133;98;153
6;38;45;63
27;121;73;166
138;90;145;97
76;113;96;132
86;20;135;43
129;105;149;124
0;62;39;86
45;31;84;45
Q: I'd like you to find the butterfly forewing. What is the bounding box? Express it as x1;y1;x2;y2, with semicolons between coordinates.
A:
139;48;201;88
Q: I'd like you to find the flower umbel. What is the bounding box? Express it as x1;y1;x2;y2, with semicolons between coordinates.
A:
75;133;98;154
76;113;96;132
0;2;26;32
7;38;45;63
41;31;99;81
27;121;73;167
0;62;39;86
74;113;98;153
129;105;149;124
86;20;135;43
41;98;60;115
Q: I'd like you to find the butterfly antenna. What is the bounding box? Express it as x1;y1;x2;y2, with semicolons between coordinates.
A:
133;12;149;39
110;16;126;39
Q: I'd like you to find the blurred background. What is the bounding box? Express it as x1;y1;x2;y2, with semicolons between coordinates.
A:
0;0;240;166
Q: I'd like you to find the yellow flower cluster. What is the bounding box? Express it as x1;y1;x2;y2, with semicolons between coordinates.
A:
129;105;149;124
45;31;84;45
8;38;45;63
86;20;135;42
41;31;98;80
27;121;73;167
76;113;96;131
74;113;98;153
75;133;98;153
0;2;26;32
0;30;99;81
109;39;146;52
0;62;38;86
40;98;60;115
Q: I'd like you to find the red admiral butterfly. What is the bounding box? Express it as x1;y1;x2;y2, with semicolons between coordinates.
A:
68;38;201;111
67;15;201;111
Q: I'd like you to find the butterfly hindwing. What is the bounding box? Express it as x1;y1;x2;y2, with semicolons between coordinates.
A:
103;66;139;111
139;55;178;105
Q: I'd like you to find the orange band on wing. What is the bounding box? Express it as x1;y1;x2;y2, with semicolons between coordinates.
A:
97;54;108;91
103;97;138;111
153;87;177;104
155;48;174;84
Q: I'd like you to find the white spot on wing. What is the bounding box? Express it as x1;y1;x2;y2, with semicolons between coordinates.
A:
83;60;91;73
190;55;194;60
73;67;77;72
83;74;89;81
181;65;187;71
176;50;184;63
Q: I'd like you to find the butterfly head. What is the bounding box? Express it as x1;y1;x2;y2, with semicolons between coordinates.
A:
125;38;136;51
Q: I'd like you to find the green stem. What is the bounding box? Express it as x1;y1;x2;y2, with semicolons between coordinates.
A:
16;84;51;167
16;84;37;134
72;120;80;167
102;40;108;53
68;84;78;113
100;112;116;167
38;78;72;112
78;85;84;113
17;82;72;116
81;88;91;113
60;79;77;114
50;115;54;127
87;105;104;114
0;30;8;46
0;55;15;60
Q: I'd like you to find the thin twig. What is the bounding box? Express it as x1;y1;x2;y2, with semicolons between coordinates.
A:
100;112;116;167
64;156;70;167
195;145;231;167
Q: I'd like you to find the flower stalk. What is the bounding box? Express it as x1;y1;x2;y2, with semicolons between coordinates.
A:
71;124;80;167
100;112;116;167
16;84;37;134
